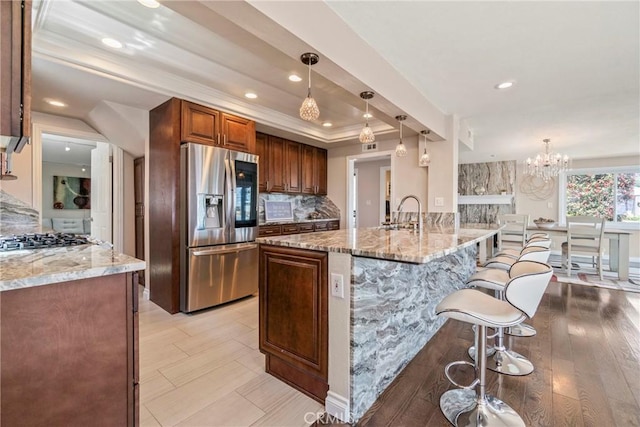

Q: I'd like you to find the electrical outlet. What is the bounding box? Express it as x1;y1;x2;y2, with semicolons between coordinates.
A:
435;197;444;207
330;273;344;298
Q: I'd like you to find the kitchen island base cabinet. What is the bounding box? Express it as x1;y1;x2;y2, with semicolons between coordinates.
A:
0;272;138;426
258;245;328;403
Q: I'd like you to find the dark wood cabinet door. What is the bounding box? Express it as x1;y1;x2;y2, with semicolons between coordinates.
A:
267;136;287;193
181;101;220;145
0;0;31;144
301;144;316;194
221;112;255;153
256;132;269;192
1;273;138;426
285;140;301;193
316;148;328;195
259;245;328;402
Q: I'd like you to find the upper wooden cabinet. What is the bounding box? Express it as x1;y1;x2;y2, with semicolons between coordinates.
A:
0;0;31;148
257;132;327;195
180;100;255;153
302;145;328;195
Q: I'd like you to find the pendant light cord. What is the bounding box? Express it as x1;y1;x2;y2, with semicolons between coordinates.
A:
307;61;312;97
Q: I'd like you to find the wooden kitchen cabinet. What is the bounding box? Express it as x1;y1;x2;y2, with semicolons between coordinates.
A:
0;0;31;147
258;220;339;237
180;100;255;152
258;132;326;195
0;272;139;425
301;145;328;195
259;245;328;402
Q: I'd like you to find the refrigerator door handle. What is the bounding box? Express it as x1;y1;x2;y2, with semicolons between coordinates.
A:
192;243;257;257
225;152;235;237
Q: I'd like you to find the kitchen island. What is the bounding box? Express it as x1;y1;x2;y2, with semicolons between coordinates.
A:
0;236;145;426
257;224;500;423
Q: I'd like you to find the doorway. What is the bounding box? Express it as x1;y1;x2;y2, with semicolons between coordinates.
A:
31;121;124;251
347;150;394;229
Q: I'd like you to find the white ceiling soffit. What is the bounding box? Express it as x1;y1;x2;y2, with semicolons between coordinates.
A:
31;0;398;145
325;1;640;162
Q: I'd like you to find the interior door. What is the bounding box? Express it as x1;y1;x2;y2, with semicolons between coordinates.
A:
91;142;112;242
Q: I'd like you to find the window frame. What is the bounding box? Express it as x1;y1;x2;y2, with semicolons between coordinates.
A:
559;165;640;230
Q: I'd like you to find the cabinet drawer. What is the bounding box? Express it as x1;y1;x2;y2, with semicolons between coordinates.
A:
258;225;281;237
281;224;300;235
313;222;328;232
299;223;314;233
328;220;340;230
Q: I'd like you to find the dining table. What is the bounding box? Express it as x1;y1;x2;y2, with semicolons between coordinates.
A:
526;225;632;281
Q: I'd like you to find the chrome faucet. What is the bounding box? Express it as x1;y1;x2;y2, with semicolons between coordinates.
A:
396;195;423;231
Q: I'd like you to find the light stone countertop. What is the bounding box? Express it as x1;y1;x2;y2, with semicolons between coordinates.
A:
0;244;146;292
256;223;500;264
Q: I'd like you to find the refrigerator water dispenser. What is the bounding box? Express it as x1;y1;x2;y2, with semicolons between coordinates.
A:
201;195;222;229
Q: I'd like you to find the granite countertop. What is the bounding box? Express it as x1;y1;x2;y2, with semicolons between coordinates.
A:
256;223;501;264
259;217;340;226
0;244;146;292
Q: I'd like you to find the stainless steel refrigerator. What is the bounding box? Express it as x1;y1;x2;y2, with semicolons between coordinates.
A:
180;143;259;312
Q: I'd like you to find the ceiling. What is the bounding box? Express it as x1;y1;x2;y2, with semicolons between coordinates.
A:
30;1;639;163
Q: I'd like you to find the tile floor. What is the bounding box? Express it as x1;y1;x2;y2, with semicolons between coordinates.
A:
139;290;323;427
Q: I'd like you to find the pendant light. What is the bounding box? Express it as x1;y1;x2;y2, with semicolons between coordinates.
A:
358;91;375;143
395;115;407;157
419;130;431;166
299;52;320;121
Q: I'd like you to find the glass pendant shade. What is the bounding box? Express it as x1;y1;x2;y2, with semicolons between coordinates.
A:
523;138;570;182
299;53;320;121
419;149;430;166
359;123;375;143
300;90;320;121
395;115;407;157
359;91;375;143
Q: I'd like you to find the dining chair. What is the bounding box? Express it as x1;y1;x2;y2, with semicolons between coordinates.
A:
561;216;605;279
497;214;529;253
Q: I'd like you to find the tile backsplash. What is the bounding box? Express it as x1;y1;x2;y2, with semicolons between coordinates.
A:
259;193;340;223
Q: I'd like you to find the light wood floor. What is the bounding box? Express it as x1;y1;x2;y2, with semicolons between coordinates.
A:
139;291;323;427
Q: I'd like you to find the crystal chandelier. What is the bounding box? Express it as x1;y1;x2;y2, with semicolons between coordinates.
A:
358;91;375;143
419;130;431;166
524;138;570;181
395;115;407;157
299;53;320;121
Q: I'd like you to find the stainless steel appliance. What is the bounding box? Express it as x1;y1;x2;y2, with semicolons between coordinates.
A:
180;143;259;312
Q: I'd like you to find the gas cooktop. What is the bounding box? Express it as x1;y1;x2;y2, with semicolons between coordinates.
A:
0;233;90;252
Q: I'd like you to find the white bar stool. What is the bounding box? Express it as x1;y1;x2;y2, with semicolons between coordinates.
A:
436;261;552;426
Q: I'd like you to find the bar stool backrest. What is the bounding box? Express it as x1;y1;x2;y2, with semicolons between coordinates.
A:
505;261;553;318
525;238;551;249
518;246;550;264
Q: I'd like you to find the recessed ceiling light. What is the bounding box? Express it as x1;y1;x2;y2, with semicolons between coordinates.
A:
495;81;514;90
322;122;332;127
45;99;66;107
102;37;123;49
244;92;258;99
137;0;160;8
363;113;372;119
288;74;302;82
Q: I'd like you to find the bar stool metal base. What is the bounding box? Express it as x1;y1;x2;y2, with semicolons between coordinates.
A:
468;347;534;376
467;345;496;359
505;322;536;337
440;388;525;427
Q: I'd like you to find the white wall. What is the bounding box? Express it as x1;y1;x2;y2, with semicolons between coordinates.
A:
41;161;91;220
327;134;427;227
355;159;390;227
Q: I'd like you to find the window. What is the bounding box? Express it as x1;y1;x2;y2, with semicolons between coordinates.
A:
560;167;640;227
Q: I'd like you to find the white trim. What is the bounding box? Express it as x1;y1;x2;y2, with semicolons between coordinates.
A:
379;166;390;225
458;194;513;205
346;150;395;229
325;391;351;424
112;146;124;253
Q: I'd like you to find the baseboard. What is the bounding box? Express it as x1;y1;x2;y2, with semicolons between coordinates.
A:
325;391;351;424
